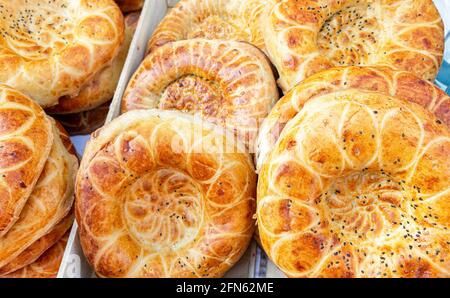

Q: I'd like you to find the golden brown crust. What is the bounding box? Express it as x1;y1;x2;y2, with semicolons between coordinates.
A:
76;109;256;277
2;232;69;278
147;0;272;54
0;119;78;268
0;84;53;236
0;0;125;107
256;66;450;172
0;211;73;276
115;0;143;13
47;12;139;114
263;0;444;92
257;74;450;278
122;39;278;150
54;101;110;136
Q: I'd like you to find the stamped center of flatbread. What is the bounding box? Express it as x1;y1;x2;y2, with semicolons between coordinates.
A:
123;168;203;251
318;4;381;66
321;172;410;243
160;75;225;120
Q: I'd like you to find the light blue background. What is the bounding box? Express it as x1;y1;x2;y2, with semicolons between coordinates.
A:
435;0;450;93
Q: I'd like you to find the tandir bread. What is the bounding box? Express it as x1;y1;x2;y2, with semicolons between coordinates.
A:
54;101;110;136
256;84;450;278
147;0;272;54
0;211;73;276
256;66;450;172
0;0;124;107
47;12;139;114
115;0;144;13
263;0;444;92
0;84;53;236
2;231;69;278
76;110;256;277
0;118;78;268
122;39;278;150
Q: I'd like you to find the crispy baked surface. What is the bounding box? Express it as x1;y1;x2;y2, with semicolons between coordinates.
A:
257;66;450;172
47;12;139;114
2;231;69;278
147;0;271;54
55;101;110;136
115;0;144;13
263;0;444;92
0;0;124;107
122;39;278;150
0;119;78;268
76;109;256;277
0;211;73;276
257;72;450;278
0;84;53;236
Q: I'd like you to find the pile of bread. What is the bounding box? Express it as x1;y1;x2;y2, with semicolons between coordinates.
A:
1;0;449;278
74;0;450;278
0;84;77;278
46;3;142;136
0;0;142;277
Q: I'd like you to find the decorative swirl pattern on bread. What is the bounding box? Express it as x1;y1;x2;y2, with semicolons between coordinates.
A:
76;110;256;277
0;118;78;268
257;89;450;277
256;66;450;172
0;211;73;276
147;0;272;54
2;231;69;278
0;0;124;107
0;84;53;236
263;0;444;92
47;12;139;114
122;39;278;151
